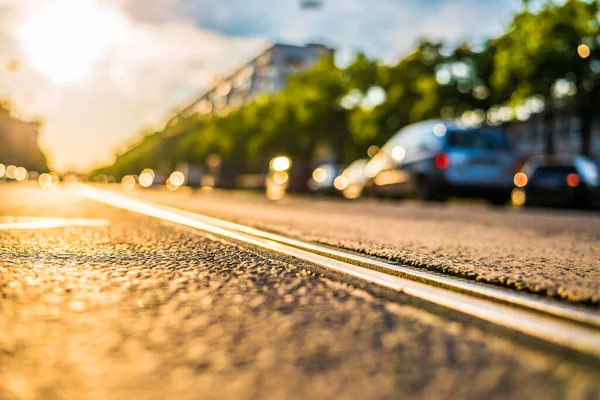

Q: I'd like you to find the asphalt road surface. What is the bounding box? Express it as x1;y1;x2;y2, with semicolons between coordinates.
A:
1;183;599;400
130;186;600;306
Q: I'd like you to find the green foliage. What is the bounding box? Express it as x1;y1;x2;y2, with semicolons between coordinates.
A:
493;0;600;105
97;0;600;179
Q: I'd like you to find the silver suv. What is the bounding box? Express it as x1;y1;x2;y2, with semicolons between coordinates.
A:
366;120;517;204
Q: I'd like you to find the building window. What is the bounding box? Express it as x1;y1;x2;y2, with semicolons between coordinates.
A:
284;56;305;72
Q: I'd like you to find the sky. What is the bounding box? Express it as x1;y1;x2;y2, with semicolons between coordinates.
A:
0;0;521;172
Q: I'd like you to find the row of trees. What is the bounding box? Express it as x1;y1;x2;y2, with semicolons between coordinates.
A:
97;0;600;180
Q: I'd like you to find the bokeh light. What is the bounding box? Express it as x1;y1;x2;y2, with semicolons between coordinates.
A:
63;174;80;184
141;168;155;179
121;175;136;190
514;172;528;188
334;175;349;191
391;146;406;162
312;168;327;183
0;163;5;177
433;123;447;137
511;189;526;207
165;178;179;191
567;173;580;187
367;145;380;158
14;167;28;181
577;44;590;59
138;172;154;188
169;171;185;187
342;185;362;200
6;165;16;179
38;173;53;188
272;171;289;185
266;185;286;200
270;156;292;172
49;172;61;185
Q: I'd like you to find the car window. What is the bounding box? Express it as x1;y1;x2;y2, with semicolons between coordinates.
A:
574;157;599;186
384;128;440;156
447;129;511;151
531;166;577;188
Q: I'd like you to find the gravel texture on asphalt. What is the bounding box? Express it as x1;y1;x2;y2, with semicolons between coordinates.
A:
130;188;600;306
0;183;599;399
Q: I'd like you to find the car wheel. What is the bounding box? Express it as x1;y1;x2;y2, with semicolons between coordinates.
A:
417;178;447;202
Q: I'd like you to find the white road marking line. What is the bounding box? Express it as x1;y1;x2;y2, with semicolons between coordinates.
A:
0;217;109;230
77;184;600;359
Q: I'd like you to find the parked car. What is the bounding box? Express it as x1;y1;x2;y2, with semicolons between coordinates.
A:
511;155;600;209
308;163;344;194
333;158;370;199
366;120;518;204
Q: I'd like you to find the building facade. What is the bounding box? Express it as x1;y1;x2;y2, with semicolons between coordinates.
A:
167;43;334;125
505;112;600;160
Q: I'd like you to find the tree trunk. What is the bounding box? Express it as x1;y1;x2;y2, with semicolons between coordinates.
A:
543;108;555;155
579;106;593;157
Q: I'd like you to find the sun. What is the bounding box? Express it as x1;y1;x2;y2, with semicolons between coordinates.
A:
16;0;128;84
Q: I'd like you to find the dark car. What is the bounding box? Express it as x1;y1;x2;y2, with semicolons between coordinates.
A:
511;155;600;209
366;120;518;204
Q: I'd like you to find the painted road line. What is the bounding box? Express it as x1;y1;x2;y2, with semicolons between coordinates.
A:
77;184;600;359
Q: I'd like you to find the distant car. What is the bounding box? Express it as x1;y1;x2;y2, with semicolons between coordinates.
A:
308;163;344;194
512;155;600;209
366;120;518;204
265;156;313;199
333;159;370;199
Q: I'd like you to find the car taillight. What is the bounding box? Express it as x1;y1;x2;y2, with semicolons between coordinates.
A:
567;173;580;187
435;152;450;170
514;172;528;188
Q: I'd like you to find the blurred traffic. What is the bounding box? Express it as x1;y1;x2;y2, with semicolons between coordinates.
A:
3;118;599;211
2;0;600;214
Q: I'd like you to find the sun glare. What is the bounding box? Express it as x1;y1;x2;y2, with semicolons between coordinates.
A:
16;0;128;84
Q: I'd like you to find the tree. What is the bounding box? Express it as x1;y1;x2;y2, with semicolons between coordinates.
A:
493;0;600;155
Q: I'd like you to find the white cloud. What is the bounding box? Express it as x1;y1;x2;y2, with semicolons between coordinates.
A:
0;0;520;172
0;0;267;172
172;0;521;59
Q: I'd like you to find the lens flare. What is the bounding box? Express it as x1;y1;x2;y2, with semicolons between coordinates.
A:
16;0;129;84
